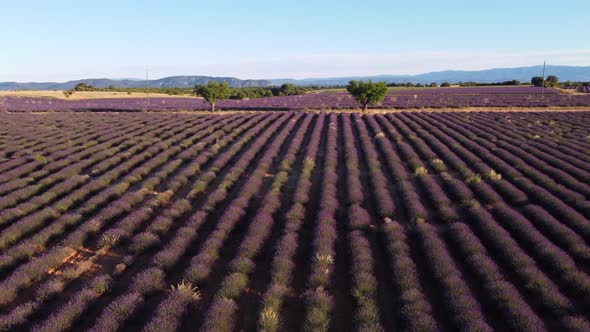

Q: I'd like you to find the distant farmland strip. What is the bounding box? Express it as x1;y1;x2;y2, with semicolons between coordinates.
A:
2;86;590;111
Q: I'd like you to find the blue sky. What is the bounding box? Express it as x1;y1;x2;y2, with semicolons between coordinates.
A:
1;0;589;81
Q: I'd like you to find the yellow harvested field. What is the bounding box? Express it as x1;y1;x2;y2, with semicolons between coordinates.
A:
0;90;192;100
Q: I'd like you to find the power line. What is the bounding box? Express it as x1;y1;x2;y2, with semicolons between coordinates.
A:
146;66;150;109
541;60;546;101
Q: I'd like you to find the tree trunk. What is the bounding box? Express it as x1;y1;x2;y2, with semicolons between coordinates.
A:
362;103;368;112
211;102;215;112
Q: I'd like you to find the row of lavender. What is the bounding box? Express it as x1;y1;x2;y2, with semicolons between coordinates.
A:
382;86;557;95
0;111;589;331
565;86;590;93
2;88;590;111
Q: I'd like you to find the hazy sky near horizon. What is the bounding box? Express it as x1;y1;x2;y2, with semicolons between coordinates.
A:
1;0;589;81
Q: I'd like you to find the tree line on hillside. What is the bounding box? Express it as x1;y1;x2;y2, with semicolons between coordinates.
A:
387;82;453;88
62;82;320;100
388;79;552;88
194;80;391;112
193;82;324;112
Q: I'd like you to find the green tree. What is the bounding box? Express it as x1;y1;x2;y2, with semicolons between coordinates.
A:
440;82;451;87
73;83;94;91
429;82;438;87
346;80;388;111
545;75;559;87
280;83;296;96
194;81;232;112
229;89;247;100
531;76;544;87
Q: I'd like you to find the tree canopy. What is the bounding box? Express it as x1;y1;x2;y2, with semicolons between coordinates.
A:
62;82;94;98
346;80;388;111
545;75;559;87
194;81;232;112
531;76;559;88
280;83;296;96
531;76;543;87
73;83;94;91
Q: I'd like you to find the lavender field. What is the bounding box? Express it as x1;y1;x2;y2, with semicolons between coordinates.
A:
2;87;590;111
0;110;589;331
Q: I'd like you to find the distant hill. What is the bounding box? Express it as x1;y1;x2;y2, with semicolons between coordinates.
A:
0;76;274;90
271;65;590;86
1;65;589;90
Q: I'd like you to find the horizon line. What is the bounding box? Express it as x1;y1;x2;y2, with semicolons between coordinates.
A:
4;63;590;84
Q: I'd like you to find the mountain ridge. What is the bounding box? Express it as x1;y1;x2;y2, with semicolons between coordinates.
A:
1;65;589;90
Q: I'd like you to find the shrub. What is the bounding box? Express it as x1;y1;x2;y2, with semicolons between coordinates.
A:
35;278;65;301
220;272;248;299
414;166;428;176
0;301;39;331
561;316;590;331
430;158;446;173
467;199;481;209
304;288;333;332
202;297;238;332
131;268;165;295
34;154;48;164
258;307;280;332
130;232;160;253
98;229;124;248
465;173;482;184
484;169;502;181
171;280;201;302
114;263;126;275
348;205;371;230
230;256;255;274
90;292;144;332
143;288;198;332
88;275;111;296
303;157;315;169
31;289;97;332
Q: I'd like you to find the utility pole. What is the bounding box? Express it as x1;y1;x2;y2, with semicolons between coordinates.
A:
146;66;150;109
541;61;546;101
